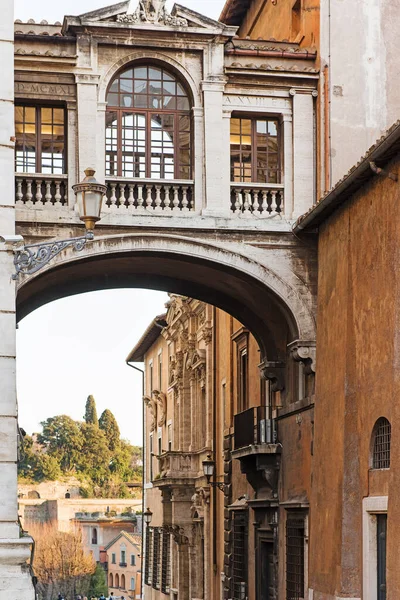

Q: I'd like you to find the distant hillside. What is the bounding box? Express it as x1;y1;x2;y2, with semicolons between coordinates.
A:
18;396;142;499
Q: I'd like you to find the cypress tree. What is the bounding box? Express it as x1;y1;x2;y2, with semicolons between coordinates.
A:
84;395;98;426
99;409;120;450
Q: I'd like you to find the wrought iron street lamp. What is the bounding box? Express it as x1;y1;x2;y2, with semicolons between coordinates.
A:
143;507;153;526
202;454;225;492
11;168;107;279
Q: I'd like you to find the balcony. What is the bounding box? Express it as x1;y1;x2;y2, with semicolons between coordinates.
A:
105;178;195;214
152;451;199;487
15;173;68;207
232;406;281;496
230;183;284;217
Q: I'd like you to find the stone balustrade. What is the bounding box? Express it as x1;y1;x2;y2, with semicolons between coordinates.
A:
230;183;284;217
105;178;195;214
155;451;199;484
15;173;68;207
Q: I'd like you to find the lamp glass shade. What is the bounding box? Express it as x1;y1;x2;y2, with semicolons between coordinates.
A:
72;168;107;231
202;455;215;478
143;508;153;525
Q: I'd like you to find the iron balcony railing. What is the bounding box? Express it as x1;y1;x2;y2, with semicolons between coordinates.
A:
234;406;276;450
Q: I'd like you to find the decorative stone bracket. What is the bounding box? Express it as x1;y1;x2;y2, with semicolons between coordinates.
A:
288;340;316;374
259;360;286;392
152;389;167;427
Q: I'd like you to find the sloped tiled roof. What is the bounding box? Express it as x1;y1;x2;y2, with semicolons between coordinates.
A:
105;530;142;551
293;120;400;232
220;0;252;25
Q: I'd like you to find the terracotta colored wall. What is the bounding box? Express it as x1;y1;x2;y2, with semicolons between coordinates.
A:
312;155;400;599
238;0;319;49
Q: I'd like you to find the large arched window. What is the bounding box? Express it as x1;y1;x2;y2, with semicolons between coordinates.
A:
109;573;114;588
106;64;192;180
121;574;126;589
115;573;120;588
372;417;391;469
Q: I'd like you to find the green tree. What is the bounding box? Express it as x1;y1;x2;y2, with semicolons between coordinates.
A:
38;453;61;481
38;415;83;472
78;423;111;485
18;434;40;480
99;409;120;450
84;395;98;426
88;562;108;597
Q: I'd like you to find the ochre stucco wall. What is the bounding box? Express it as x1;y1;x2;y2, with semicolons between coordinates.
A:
238;0;319;49
311;154;400;599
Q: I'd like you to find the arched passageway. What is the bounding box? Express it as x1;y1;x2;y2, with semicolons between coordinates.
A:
16;232;316;363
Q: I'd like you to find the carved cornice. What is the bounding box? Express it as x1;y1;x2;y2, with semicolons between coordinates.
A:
288;340;316;374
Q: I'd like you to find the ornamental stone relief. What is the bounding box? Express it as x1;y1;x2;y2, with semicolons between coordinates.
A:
117;0;188;27
153;389;167;427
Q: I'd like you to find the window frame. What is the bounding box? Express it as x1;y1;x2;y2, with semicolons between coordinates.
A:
285;512;306;600
230;114;282;184
15;103;67;175
105;64;193;180
232;328;250;413
371;418;391;470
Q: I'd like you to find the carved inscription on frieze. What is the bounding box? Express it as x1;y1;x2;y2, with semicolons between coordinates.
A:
224;95;290;109
15;82;75;98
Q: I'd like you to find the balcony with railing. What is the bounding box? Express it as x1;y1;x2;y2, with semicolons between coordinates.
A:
152;451;200;487
230;183;284;217
104;178;195;214
231;406;281;495
15;173;69;208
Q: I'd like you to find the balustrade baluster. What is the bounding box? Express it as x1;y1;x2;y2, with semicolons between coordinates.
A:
137;185;144;210
234;189;241;214
16;178;23;204
243;189;252;215
163;185;172;212
127;184;135;208
270;191;278;213
172;187;179;212
154;185;162;211
110;183;117;207
261;191;268;215
181;186;189;212
36;180;43;204
26;180;33;207
45;181;52;205
54;182;62;206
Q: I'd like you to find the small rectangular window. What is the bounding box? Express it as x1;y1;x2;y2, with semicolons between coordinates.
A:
121;549;126;564
158;352;162;389
232;511;248;600
168;423;172;451
149;433;154;481
112;552;116;564
230;116;280;184
286;515;305;600
161;530;171;594
15;105;66;174
145;528;153;586
131;553;136;566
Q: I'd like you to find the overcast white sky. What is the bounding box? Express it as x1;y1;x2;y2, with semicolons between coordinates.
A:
15;0;225;445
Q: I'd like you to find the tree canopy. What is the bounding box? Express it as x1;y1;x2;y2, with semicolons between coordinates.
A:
19;398;142;497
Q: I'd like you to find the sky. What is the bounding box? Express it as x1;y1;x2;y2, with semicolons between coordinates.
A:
14;0;226;22
15;0;225;445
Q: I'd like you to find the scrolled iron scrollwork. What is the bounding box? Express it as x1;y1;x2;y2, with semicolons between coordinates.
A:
12;232;93;279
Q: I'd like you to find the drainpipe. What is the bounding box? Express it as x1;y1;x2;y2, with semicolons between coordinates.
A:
126;361;145;600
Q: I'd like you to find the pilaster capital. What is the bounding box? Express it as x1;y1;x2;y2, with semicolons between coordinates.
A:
290;87;318;97
192;107;204;118
288;339;316;373
201;79;226;94
75;73;100;85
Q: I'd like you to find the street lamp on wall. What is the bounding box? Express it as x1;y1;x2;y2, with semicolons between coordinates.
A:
11;168;107;279
143;507;153;526
202;454;225;492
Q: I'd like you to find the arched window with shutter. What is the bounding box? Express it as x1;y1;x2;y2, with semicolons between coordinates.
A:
372;417;391;469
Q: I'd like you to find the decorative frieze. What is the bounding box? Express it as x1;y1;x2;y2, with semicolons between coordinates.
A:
117;0;188;27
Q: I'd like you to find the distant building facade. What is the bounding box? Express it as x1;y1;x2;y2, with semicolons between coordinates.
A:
127;293;312;600
106;531;142;599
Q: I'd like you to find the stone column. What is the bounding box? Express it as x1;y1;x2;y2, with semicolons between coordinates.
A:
201;81;230;218
66;102;78;207
290;88;317;218
282;114;294;219
192;107;205;213
75;74;101;180
0;1;35;597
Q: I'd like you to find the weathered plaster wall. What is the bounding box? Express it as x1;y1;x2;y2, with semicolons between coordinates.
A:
320;0;400;187
310;155;400;599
